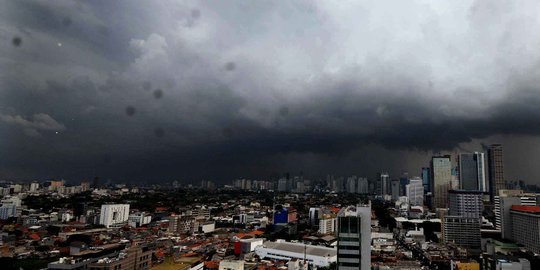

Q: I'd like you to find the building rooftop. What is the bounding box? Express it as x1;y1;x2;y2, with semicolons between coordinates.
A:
261;240;336;257
448;190;484;194
510;205;540;214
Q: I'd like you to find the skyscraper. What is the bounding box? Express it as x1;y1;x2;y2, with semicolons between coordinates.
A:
406;178;424;206
458;152;487;192
337;204;371;270
378;172;390;196
488;144;505;201
391;179;400;201
431;155;452;209
421;167;431;193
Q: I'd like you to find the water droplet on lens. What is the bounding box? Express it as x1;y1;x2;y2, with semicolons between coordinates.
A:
125;106;136;116
191;9;201;19
153;89;163;99
225;62;236;71
12;37;22;47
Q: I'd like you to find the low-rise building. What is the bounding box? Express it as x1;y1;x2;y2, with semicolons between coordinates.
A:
254;240;337;267
218;260;244;270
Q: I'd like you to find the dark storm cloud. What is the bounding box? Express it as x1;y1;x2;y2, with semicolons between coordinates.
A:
2;0;540;182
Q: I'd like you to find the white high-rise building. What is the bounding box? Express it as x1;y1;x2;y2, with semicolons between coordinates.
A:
346;176;357;193
406;178;424;206
337;204;371;270
357;178;369;194
29;182;40;192
494;190;538;239
510;205;540;253
99;204;130;228
379;173;390;195
318;216;337;234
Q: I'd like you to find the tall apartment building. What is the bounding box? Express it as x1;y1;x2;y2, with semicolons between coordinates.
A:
448;190;483;218
318;214;337;235
443;190;483;249
344;176;369;194
510;205;540;253
443;217;481;249
431;155;452;209
337;205;371;270
378;172;390;196
406;178;424;206
99;204;130;228
458;152;487;192
29;182;40;192
488;144;505;201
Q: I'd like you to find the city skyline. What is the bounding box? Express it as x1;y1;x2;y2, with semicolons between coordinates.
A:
3;1;540;184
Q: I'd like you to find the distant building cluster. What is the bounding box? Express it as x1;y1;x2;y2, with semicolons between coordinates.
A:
1;144;540;270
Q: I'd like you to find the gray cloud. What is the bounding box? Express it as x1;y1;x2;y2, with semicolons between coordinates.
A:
0;113;66;136
2;1;540;183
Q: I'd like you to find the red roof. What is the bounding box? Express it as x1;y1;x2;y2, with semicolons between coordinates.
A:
329;207;341;213
205;261;219;269
511;205;540;214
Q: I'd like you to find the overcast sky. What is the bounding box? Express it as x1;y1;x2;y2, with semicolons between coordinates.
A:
2;0;540;184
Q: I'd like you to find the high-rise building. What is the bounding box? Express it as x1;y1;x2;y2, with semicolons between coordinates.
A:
443;190;483;249
357;178;369;194
308;207;320;227
0;204;17;220
29;182;40;193
391;179;400;201
443;216;481;249
400;173;409;196
406;178;424;206
458;152;487;192
378;172;390;196
337;205;371;270
488;144;505;201
318;215;337;235
99;204;130;228
494;190;538;239
510;205;540;253
448;190;483;218
431;155;452;209
421;167;431;193
346;176;358;194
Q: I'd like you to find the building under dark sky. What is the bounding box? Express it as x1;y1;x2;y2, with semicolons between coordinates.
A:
488;144;505;200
